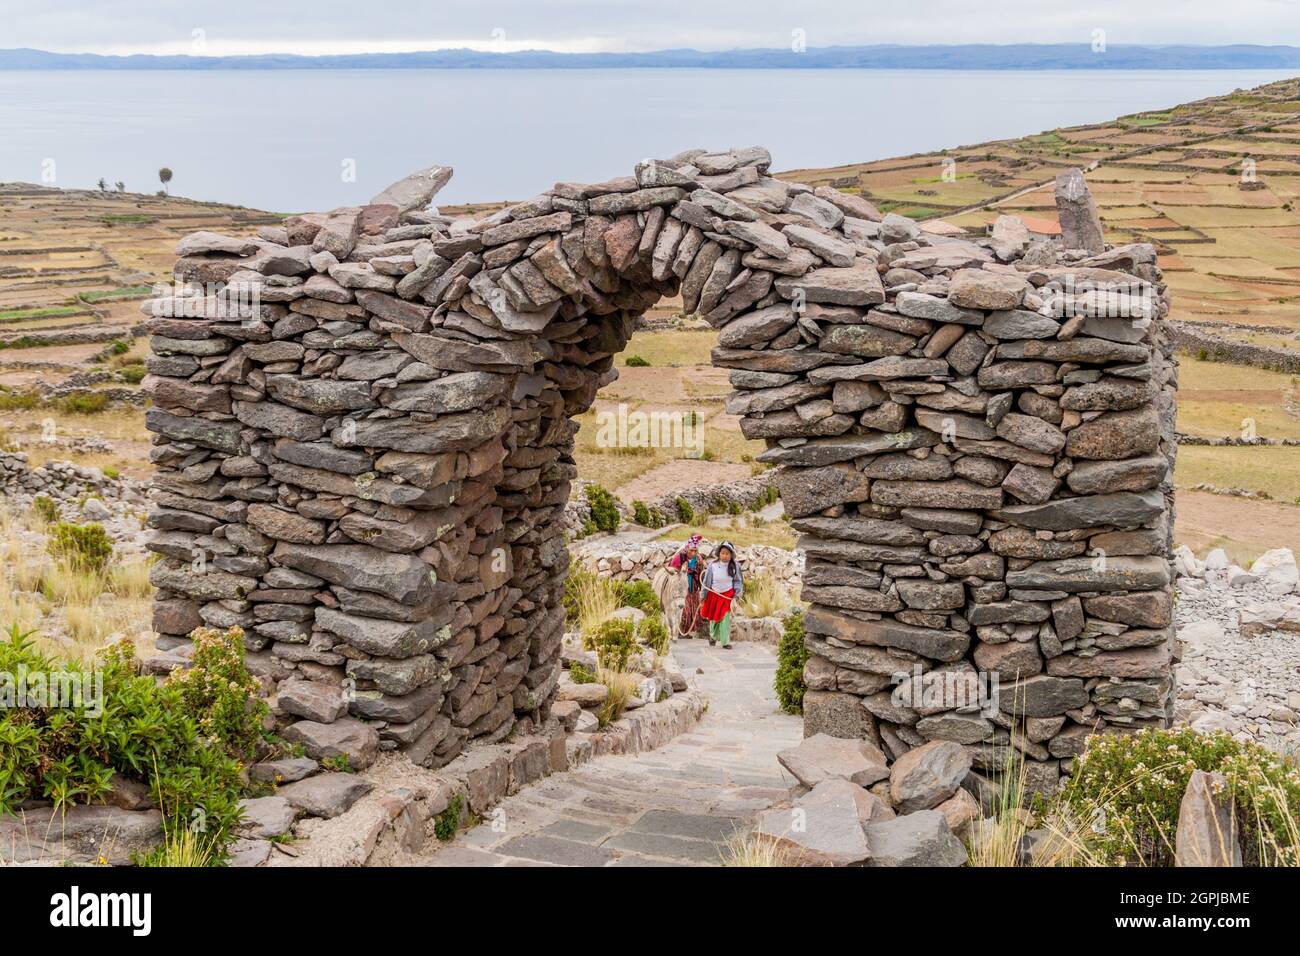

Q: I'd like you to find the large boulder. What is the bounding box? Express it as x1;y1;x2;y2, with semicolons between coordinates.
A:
283;717;380;770
0;806;164;865
777;733;890;789
1054;168;1105;253
279;773;374;819
1249;548;1299;597
753;778;891;866
888;740;973;812
1175;770;1242;867
865;809;968;867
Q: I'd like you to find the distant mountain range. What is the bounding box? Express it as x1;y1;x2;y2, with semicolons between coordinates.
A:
4;44;1300;71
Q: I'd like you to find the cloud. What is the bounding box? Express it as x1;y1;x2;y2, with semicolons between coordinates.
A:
4;0;1298;54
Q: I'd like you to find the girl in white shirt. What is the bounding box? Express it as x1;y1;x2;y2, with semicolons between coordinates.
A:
699;541;744;649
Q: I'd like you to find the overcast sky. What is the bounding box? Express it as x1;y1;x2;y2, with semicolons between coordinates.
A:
3;0;1299;55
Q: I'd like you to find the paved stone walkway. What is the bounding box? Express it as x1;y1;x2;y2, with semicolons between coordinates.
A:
414;639;801;866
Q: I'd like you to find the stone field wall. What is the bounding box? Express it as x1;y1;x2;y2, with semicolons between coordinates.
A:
144;148;1175;784
571;538;802;591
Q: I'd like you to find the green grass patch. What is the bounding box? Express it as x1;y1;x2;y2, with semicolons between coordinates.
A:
78;284;154;303
0;335;50;350
0;306;80;323
876;202;947;220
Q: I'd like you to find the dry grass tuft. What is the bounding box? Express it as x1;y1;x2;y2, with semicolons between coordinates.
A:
722;830;790;867
596;666;642;727
738;572;793;619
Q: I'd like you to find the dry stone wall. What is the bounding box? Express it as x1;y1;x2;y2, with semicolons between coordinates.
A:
144;149;1175;786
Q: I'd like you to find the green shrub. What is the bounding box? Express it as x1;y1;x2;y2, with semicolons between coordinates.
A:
624;355;651;367
674;496;695;524
108;339;131;355
773;609;808;715
618;579;660;615
1059;726;1300;866
637;616;670;655
0;336;46;351
585;484;620;533
166;626;267;763
434;793;464;841
102;466;120;480
569;661;596;684
46;521;113;573
0;628;247;865
59;392;110;415
33;495;59;524
0;388;39;411
583;617;638;671
118;363;146;384
632;500;665;528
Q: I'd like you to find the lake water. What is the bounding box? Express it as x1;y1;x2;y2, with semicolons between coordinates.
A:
1;68;1294;212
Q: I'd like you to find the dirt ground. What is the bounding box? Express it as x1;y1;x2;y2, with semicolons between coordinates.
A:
614;459;753;503
1174;490;1300;565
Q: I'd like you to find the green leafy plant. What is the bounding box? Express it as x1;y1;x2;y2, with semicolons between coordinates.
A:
569;661;596;684
637;616;670;656
117;363;146;385
0;388;39;410
773;608;808;715
166;626;267;763
585;484;620;533
46;522;113;573
674;497;695;524
33;495;59;525
583;617;638;671
1059;726;1300;867
624;355;651;367
617;580;661;615
632;500;665;528
58;393;110;415
0;628;247;865
434;793;464;841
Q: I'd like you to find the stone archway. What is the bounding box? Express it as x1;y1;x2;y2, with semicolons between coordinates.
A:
145;148;1175;789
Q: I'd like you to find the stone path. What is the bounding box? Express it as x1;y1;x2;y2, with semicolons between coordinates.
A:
412;639;802;867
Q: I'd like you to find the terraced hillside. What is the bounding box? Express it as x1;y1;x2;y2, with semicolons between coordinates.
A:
2;75;1298;560
0;184;281;390
783;76;1300;340
779;75;1300;558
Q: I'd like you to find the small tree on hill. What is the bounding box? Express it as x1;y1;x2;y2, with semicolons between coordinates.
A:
158;167;173;195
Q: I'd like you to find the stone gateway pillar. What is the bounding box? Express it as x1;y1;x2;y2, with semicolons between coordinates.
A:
145;148;1175;786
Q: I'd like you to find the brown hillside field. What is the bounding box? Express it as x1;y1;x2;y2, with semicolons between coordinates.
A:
4;76;1300;562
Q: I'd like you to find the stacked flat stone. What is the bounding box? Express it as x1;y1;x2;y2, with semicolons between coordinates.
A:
143;150;1174;787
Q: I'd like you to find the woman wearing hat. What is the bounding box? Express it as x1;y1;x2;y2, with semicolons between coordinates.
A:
699;540;744;650
667;534;706;639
